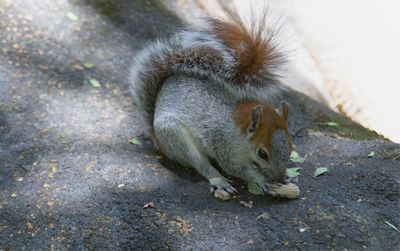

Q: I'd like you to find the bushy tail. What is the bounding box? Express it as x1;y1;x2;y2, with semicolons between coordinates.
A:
128;10;285;136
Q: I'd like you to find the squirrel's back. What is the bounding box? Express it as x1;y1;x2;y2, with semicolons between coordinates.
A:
128;10;286;136
154;75;240;153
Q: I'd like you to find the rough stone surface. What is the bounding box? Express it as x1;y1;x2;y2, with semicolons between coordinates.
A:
0;1;399;250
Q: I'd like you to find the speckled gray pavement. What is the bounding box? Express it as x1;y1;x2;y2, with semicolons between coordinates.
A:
0;1;399;250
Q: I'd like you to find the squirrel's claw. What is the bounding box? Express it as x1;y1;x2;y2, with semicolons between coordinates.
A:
256;181;280;196
209;177;238;195
256;182;269;195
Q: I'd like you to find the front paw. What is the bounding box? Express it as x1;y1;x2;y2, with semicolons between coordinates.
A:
251;181;277;196
209;177;238;195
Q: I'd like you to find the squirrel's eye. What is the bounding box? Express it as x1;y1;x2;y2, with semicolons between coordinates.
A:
257;149;269;161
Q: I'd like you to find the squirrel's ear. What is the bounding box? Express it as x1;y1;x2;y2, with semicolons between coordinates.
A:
248;105;263;134
279;100;289;121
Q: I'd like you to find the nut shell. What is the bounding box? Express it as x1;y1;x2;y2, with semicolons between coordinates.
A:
213;188;232;200
270;183;300;199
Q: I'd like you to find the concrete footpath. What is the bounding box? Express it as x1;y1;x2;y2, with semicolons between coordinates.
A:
0;1;399;250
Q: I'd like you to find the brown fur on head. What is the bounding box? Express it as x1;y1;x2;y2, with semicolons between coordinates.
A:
234;100;290;147
234;100;291;182
209;9;285;83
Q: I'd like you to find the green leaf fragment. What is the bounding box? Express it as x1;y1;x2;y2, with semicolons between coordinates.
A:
83;62;95;69
67;12;78;21
286;167;301;178
384;220;400;233
290;151;306;163
368;151;375;157
314;167;329;177
129;138;142;146
89;78;101;88
256;212;269;220
248;182;264;195
321;122;340;127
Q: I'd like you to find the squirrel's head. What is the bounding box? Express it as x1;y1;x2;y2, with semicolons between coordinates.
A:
234;100;292;183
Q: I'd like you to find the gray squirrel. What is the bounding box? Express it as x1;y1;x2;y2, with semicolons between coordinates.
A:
128;11;293;197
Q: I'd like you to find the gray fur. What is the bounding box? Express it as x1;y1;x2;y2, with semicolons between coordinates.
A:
129;21;285;137
129;28;237;137
151;75;289;194
128;22;290;195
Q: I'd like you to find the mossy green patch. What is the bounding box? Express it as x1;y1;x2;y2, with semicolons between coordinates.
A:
315;114;384;140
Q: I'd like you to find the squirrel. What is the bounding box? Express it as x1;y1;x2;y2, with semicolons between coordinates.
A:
128;11;293;197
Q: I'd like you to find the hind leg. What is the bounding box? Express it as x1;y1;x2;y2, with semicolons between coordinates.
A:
154;117;237;195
